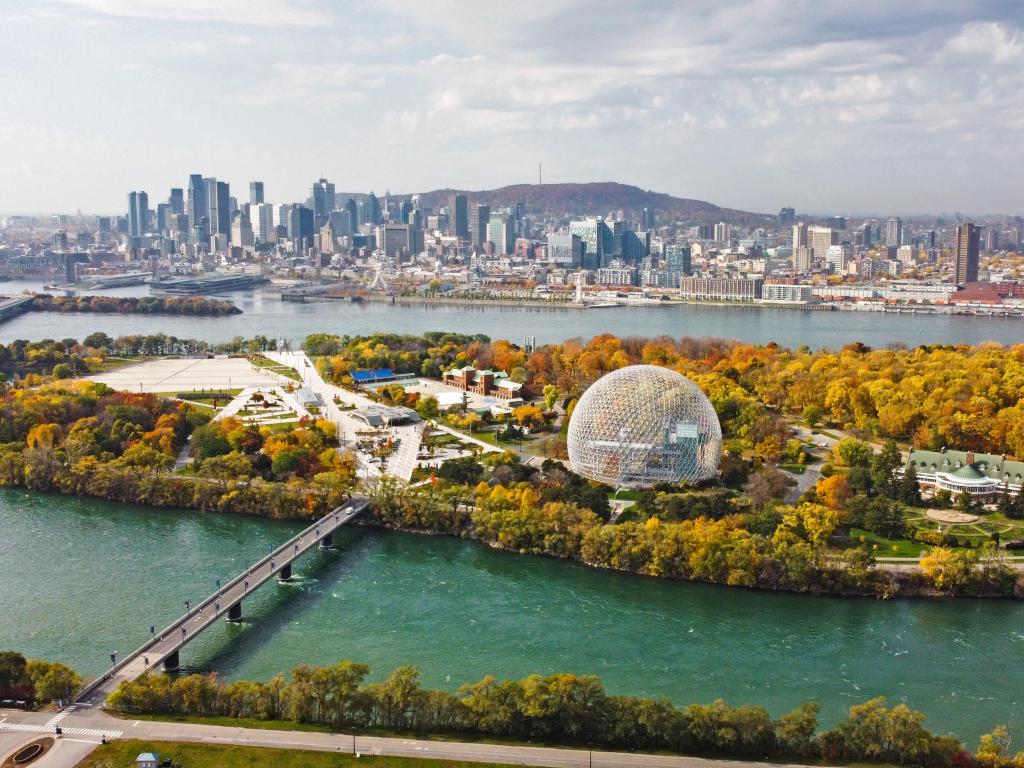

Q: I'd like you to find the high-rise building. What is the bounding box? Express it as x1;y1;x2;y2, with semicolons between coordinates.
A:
713;222;731;244
127;191;149;238
792;223;808;250
862;223;873;248
288;205;315;250
231;212;254;247
487;212;515;255
169;188;184;215
249;181;265;205
546;233;584;266
311;178;336;226
642;207;657;229
778;207;796;224
328;209;352;237
569;218;607;270
885;217;902;247
250;203;274;242
470;203;490;248
954;222;980;286
204;178;230;240
809;226;838;259
449;193;468;239
187;174;208;243
665;245;692;275
363;192;382;225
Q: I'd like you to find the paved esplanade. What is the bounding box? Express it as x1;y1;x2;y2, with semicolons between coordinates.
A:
71;498;369;708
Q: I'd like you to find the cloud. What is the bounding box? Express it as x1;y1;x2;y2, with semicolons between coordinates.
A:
49;0;328;26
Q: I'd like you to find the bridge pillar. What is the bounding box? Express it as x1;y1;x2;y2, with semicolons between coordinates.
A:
163;650;180;673
320;532;334;550
278;562;292;582
226;602;242;623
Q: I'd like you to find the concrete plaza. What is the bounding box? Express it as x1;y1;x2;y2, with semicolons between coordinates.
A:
87;356;287;394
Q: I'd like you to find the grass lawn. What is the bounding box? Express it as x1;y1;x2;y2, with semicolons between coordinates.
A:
779;463;806;474
77;739;514;768
847;528;928;557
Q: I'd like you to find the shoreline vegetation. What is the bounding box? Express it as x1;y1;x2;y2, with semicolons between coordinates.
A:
1;331;1023;599
26;294;241;316
99;660;1024;768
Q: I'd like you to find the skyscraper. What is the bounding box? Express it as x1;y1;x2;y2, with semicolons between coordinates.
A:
487;211;514;255
127;191;149;238
470;203;490;248
954;222;980;286
204;178;231;240
250;181;265;205
169;188;184;215
250;203;274;243
792;222;809;250
885;217;902;247
187;174;208;243
343;198;358;231
311;178;336;226
449;193;468;239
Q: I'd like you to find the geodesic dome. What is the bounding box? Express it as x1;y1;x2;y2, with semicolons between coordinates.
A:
566;365;722;489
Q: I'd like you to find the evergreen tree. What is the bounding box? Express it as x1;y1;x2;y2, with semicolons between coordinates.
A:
871;440;902;498
896;461;921;506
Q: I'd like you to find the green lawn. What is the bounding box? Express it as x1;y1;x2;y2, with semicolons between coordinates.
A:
779;463;806;474
77;739;514;768
847;528;928;557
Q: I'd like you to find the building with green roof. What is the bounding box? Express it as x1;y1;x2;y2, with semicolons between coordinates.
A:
906;447;1024;502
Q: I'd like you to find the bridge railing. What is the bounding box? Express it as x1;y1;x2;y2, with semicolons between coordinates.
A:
73;500;367;705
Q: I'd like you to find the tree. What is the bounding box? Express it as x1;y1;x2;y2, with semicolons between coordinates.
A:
895;461;921;506
743;466;790;509
542;384;559;412
778;502;838;546
919;547;977;592
816;474;852;511
52;363;73;379
26;659;81;703
415;395;439;419
836;438;873;468
512;405;545;431
775;701;819;756
870;440;902;497
802;405;824;428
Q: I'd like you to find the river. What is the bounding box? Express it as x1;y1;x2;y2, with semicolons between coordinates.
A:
2;489;1021;743
1;278;1024;348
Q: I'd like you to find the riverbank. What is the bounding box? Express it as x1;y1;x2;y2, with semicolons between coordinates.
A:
4;489;1022;744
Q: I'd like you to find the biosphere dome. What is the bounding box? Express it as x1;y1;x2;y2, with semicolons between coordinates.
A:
566;365;722;489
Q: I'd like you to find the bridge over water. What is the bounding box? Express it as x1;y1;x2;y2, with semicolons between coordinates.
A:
73;497;370;707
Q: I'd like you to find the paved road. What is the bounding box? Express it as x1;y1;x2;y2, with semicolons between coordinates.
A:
71;501;368;710
0;706;829;768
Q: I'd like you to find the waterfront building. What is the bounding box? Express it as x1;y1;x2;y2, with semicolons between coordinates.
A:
566;365;722;488
761;283;814;302
954;222;980;286
595;266;637;286
906;447;1024;502
679;276;763;301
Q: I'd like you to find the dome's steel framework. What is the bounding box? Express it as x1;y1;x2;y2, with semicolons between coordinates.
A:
566;365;722;488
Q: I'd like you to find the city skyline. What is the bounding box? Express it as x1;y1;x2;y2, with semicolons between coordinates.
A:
1;0;1022;214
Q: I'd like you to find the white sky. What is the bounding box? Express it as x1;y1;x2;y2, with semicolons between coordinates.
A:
1;0;1022;215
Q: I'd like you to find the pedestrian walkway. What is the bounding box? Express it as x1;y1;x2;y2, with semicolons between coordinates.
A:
0;721;123;739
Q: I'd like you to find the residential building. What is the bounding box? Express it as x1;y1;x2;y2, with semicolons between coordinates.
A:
954;222;980;286
679;276;763;301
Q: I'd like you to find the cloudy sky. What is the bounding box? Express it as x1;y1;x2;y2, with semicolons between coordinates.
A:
1;0;1021;215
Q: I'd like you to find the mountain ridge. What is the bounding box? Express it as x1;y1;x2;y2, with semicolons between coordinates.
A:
340;182;766;222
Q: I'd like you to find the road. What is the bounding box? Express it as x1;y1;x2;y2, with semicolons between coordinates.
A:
0;706;830;768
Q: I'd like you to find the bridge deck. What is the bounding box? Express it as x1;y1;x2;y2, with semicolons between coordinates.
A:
74;498;369;706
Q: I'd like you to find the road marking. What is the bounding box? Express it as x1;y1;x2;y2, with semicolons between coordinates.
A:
0;722;122;739
63;738;103;744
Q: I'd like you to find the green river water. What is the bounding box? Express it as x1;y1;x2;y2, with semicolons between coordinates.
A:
1;489;1022;744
